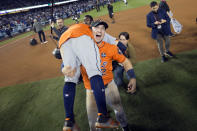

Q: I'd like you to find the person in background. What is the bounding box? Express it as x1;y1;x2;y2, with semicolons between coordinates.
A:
95;0;101;12
146;1;175;63
113;32;136;92
159;0;175;37
123;0;128;6
107;2;115;23
50;17;69;60
33;19;48;44
5;24;12;38
84;15;94;25
50;17;68;41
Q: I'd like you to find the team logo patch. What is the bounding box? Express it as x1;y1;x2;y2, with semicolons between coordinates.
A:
101;69;106;75
101;61;107;68
103;62;107;66
101;53;106;58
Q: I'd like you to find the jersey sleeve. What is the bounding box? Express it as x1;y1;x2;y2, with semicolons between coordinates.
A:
112;45;126;63
103;33;116;45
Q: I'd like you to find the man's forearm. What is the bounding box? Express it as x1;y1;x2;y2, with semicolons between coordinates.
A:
122;58;133;71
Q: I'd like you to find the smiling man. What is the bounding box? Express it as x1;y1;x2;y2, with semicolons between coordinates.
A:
80;20;136;131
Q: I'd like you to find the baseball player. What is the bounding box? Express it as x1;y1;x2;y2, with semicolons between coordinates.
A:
80;20;136;131
59;23;119;131
83;15;126;50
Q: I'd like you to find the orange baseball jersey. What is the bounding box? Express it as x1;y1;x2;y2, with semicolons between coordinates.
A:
59;23;94;48
81;41;126;89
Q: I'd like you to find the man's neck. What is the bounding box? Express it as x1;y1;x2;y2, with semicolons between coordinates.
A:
97;41;103;47
59;26;64;29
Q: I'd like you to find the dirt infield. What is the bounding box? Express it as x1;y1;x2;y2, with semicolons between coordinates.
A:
0;0;196;87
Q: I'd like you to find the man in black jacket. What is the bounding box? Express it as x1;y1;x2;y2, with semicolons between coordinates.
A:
159;0;175;36
107;3;115;23
50;18;68;59
51;18;68;41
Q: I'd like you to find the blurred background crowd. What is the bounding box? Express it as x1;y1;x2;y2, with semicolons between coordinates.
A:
0;0;120;40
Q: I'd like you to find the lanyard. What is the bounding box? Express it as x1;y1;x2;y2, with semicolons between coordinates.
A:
153;12;160;21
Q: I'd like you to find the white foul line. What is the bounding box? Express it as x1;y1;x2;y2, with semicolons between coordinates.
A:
0;34;32;49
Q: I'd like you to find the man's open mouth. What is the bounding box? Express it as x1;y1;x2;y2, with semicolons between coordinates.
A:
96;34;101;38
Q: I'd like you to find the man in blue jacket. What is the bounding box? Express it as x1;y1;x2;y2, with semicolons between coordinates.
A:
146;1;175;62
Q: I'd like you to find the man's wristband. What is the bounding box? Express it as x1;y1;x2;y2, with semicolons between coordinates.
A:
127;69;136;79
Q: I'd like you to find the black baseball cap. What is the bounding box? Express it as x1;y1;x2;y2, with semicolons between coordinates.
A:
91;20;108;29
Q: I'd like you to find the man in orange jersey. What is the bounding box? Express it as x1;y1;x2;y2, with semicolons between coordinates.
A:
80;20;136;131
59;23;119;131
83;15;128;56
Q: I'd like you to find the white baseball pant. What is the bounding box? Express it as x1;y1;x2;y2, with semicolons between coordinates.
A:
86;80;128;131
60;35;102;83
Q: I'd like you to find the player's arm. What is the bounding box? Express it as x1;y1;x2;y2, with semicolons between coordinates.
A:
112;45;136;94
121;58;136;94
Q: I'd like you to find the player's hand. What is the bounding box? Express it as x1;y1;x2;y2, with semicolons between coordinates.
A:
154;21;161;25
127;78;136;94
50;22;55;28
161;19;166;24
62;66;76;77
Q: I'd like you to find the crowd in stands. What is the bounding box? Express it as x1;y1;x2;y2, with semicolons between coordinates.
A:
0;0;74;11
0;0;119;40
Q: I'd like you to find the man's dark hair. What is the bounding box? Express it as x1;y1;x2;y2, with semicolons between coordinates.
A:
119;32;130;40
150;1;158;7
56;17;63;21
85;15;93;22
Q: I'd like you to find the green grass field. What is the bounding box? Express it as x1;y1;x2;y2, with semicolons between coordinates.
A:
0;49;196;131
0;0;160;46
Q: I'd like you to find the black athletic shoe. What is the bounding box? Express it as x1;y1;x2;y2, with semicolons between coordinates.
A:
165;51;175;58
161;55;168;63
95;114;120;128
169;33;176;37
122;125;131;131
63;119;80;131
